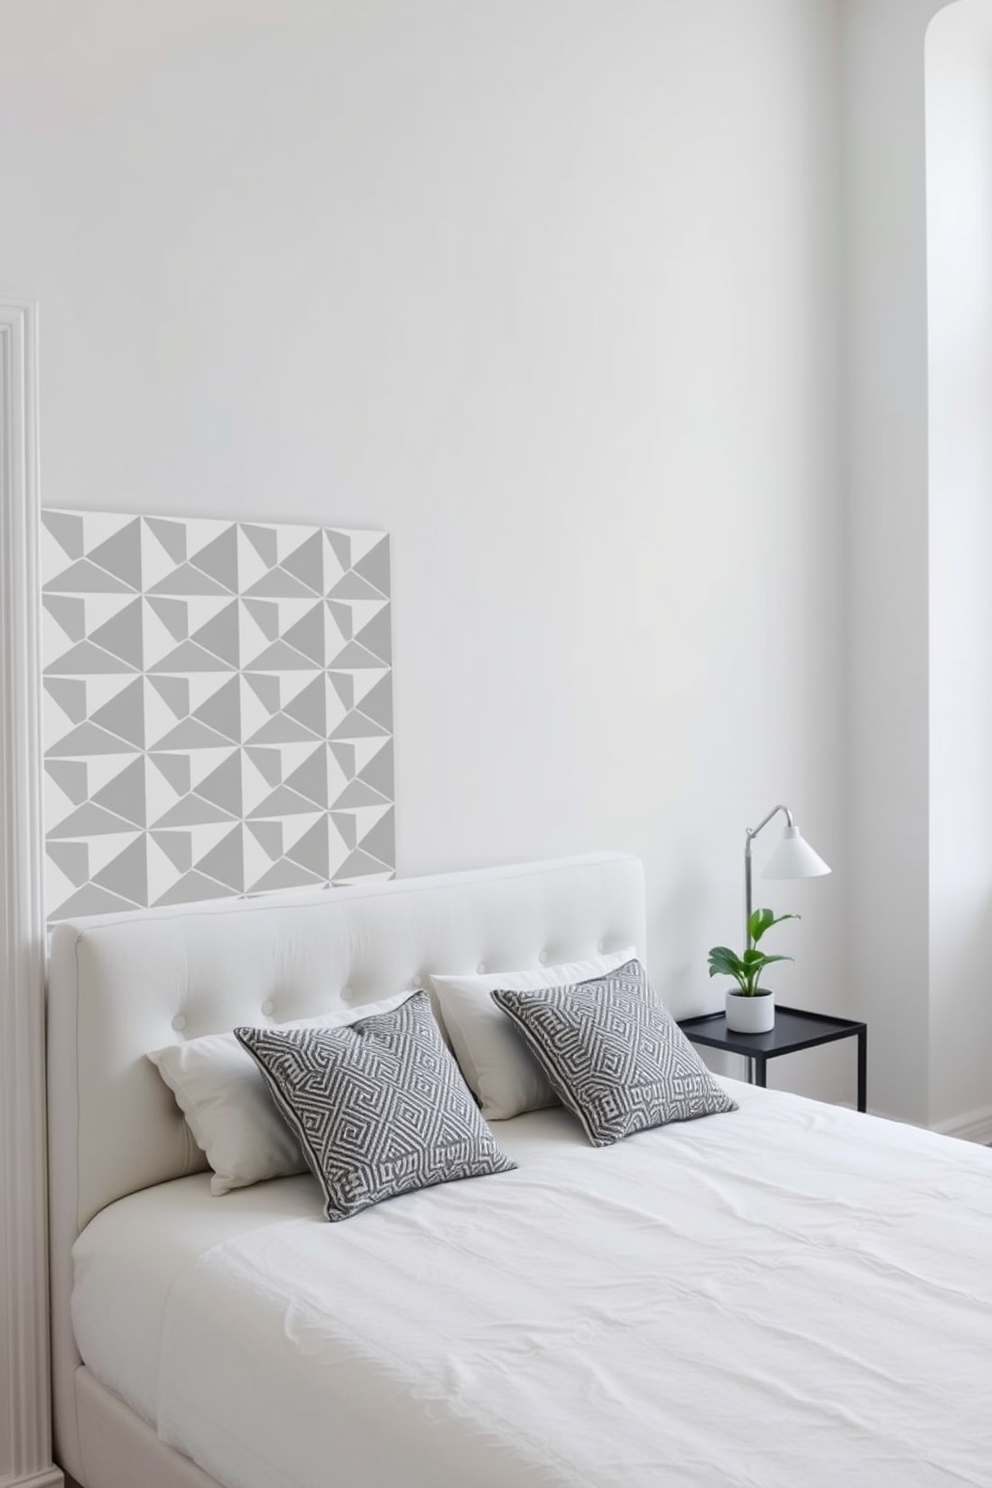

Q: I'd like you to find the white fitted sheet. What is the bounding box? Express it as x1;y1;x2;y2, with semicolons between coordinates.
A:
73;1082;992;1488
69;1103;584;1427
71;1172;323;1425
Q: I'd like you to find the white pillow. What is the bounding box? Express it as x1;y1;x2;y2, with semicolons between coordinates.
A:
431;948;637;1121
148;992;416;1195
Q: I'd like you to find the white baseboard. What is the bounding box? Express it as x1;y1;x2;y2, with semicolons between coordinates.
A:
932;1105;992;1145
0;1468;64;1488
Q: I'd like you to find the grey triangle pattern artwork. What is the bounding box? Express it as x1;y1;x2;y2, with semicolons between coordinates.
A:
41;511;395;925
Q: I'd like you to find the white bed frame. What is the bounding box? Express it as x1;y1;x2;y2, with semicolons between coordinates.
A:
46;851;645;1488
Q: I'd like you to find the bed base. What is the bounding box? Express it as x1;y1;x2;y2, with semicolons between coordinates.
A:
70;1371;223;1488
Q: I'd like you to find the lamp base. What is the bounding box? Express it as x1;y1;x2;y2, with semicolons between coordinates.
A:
725;989;775;1034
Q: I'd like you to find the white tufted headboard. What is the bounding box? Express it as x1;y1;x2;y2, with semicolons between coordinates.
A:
47;851;644;1472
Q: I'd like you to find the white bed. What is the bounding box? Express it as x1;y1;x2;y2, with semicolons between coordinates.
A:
47;853;992;1488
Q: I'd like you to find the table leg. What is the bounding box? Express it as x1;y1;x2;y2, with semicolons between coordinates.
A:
857;1028;867;1112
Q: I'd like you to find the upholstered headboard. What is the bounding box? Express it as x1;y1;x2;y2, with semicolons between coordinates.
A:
47;851;644;1472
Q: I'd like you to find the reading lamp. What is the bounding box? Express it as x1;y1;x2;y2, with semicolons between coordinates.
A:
744;803;830;946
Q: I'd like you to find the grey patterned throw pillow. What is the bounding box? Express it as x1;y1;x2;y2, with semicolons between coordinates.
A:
491;959;737;1147
235;991;516;1221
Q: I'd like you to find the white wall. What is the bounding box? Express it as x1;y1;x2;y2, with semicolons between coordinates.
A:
0;0;847;1029
842;0;992;1134
842;0;946;1125
926;0;992;1133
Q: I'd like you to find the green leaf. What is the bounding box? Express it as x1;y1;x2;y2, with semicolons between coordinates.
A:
710;905;800;994
749;907;800;945
748;907;775;943
707;946;743;976
706;945;748;993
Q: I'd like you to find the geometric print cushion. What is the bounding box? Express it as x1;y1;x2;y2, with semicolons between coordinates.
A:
148;992;417;1196
429;946;639;1122
234;991;517;1222
490;960;737;1148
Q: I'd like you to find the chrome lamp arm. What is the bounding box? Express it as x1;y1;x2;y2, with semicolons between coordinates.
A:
744;804;794;947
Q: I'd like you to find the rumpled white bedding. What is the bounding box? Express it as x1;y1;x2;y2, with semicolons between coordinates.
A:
73;1081;992;1488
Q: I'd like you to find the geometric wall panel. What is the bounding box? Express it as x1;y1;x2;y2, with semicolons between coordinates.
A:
40;511;394;925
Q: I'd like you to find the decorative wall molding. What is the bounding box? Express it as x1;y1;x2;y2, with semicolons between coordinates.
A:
0;1469;65;1488
0;302;62;1487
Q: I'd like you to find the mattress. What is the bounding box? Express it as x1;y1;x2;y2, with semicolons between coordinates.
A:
72;1081;992;1488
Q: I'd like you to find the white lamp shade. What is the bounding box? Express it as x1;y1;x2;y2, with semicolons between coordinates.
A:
761;824;831;880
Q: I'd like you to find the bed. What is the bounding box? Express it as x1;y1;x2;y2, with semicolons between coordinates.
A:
47;851;992;1488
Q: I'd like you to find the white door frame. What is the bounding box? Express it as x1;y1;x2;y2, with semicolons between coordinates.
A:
0;300;62;1487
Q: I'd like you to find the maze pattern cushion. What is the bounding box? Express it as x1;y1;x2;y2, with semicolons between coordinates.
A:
430;946;638;1121
148;992;416;1195
235;992;516;1221
491;959;737;1147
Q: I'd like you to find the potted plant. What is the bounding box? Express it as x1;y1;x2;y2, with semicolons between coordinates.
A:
707;907;798;1033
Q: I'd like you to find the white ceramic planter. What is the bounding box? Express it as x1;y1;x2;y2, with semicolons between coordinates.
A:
725;989;775;1034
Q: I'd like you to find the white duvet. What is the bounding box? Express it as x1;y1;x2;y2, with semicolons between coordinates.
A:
74;1082;992;1488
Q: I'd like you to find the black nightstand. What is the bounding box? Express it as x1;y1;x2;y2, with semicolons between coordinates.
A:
678;1005;867;1112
